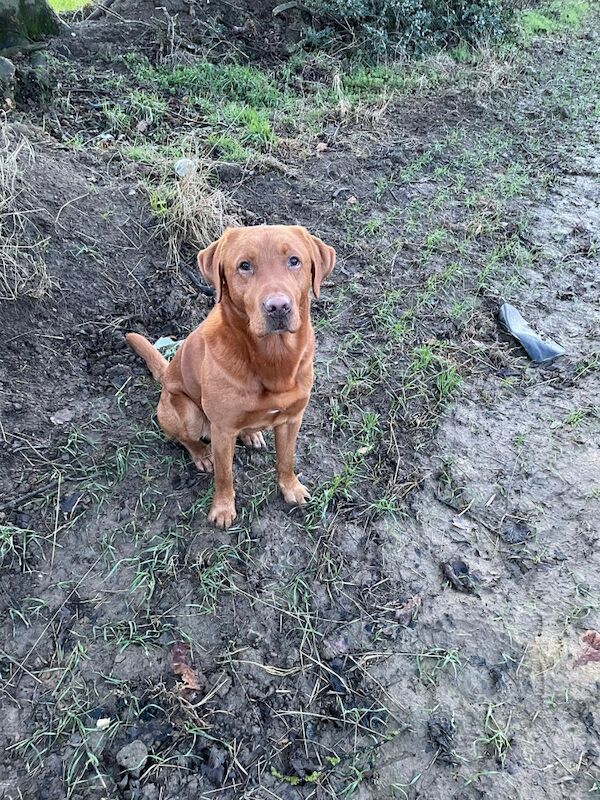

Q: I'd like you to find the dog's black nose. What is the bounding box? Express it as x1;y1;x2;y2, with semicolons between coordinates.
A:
263;294;292;315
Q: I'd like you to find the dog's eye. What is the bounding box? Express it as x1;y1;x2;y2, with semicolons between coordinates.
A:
288;256;301;269
238;261;253;274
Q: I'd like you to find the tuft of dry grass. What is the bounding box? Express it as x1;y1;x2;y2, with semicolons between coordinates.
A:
472;42;520;96
0;122;50;301
146;157;238;269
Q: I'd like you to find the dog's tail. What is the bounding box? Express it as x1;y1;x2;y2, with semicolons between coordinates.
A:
125;333;168;383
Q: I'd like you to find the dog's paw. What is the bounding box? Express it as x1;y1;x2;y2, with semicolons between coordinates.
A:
240;431;267;449
208;498;237;529
280;478;311;506
194;452;213;472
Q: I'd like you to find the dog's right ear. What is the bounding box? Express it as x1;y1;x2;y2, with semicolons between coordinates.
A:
197;240;223;302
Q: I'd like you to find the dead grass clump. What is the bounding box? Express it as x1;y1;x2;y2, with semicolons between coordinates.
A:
147;157;238;269
472;42;519;96
0;121;50;301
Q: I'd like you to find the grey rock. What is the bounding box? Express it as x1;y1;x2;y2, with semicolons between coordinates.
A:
0;57;16;80
116;740;148;775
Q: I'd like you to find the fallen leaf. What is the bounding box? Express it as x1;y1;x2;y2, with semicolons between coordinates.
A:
574;630;600;667
170;642;202;690
395;595;422;626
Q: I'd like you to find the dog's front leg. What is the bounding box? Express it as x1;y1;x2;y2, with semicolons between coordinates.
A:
275;416;310;505
208;427;237;528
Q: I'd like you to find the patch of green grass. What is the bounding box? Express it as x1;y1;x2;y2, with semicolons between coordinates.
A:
436;364;463;401
129;57;283;108
416;647;462;685
518;0;589;37
563;406;598;427
125;143;184;163
361;217;383;237
102;102;130;132
8;597;50;632
66;134;85;150
0;524;49;571
146;183;175;217
407;343;464;404
94;616;166;654
49;0;89;12
519;9;559;35
342;61;445;99
448;297;476;325
451;42;474;63
207;133;253;162
564;582;600;626
221;102;275;147
477;703;513;766
191;545;238;614
129;91;168;125
129;528;183;605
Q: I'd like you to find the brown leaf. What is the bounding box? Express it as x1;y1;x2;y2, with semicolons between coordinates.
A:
170;642;202;690
574;630;600;667
395;595;422;626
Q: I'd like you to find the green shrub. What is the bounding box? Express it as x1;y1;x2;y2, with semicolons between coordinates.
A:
304;0;512;56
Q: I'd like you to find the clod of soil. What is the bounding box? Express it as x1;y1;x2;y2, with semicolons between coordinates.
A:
427;715;458;764
116;739;149;775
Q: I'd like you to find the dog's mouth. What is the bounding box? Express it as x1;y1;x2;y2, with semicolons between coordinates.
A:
268;319;291;333
259;316;301;336
263;309;296;334
265;322;293;335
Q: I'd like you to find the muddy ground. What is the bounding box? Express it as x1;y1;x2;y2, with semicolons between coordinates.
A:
0;6;599;800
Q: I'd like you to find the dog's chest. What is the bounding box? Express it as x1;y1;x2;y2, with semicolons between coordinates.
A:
245;388;308;429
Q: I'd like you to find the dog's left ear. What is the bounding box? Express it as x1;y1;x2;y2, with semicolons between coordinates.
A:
308;233;336;299
197;239;223;302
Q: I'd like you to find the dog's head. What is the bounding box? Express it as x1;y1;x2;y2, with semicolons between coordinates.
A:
197;225;336;337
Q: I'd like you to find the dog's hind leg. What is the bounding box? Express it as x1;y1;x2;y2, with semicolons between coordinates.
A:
157;391;213;472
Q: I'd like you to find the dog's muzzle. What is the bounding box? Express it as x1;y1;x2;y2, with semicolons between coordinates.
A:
262;293;292;332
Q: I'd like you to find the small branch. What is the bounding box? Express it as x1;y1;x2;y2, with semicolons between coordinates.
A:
87;0;117;21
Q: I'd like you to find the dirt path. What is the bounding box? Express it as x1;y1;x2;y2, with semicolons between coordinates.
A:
0;11;599;800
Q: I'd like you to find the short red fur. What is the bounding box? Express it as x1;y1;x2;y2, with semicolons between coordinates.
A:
126;224;335;528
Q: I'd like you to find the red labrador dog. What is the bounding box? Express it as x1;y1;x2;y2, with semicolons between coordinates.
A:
126;225;335;528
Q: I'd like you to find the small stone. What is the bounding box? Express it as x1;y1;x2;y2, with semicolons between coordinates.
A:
50;407;75;425
174;158;195;178
0;56;16;81
116;740;148;775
